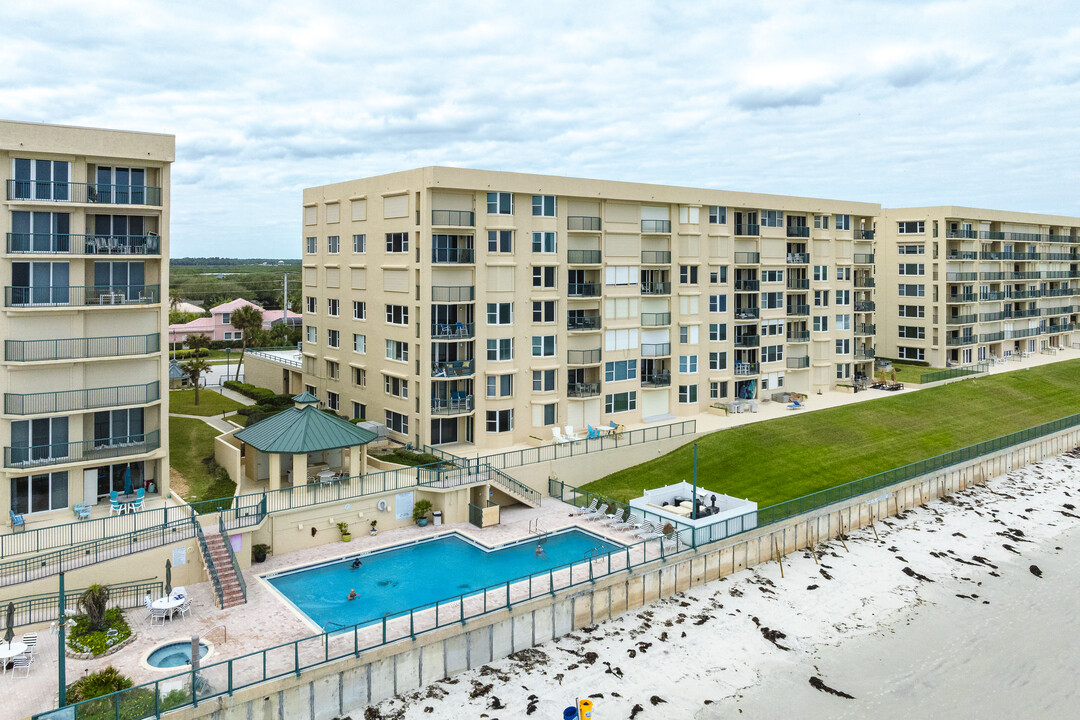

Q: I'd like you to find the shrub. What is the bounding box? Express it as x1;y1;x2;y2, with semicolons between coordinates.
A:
67;607;131;657
79;584;110;631
170;348;210;360
67;666;133;702
412;499;433;523
251;543;271;562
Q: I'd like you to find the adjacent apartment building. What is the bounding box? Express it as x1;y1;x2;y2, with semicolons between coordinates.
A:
1;120;173;528
877;207;1080;368
300;168;878;451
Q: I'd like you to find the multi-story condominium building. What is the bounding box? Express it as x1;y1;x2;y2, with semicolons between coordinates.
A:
876;207;1080;367
301;168;878;451
1;120;173;528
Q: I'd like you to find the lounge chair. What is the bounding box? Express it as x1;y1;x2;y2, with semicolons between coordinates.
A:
109;491;123;516
584;503;609;521
601;508;625;526
9;509;25;530
574;498;599;516
632;521;656;538
616;513;643;531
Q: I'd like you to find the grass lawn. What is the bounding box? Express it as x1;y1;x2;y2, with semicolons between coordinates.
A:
169;416;236;503
583;359;1080;508
877;360;944;381
169;388;244;416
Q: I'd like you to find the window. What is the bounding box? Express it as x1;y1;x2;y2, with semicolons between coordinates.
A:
328;298;339;316
384;375;408;398
708;206;727;224
898;244;925;255
605;266;639;285
353;334;366;353
709;295;727;313
353;234;366;253
679;206;700;224
836;267;851;281
385;232;408;253
679;265;699;284
486;409;514;433
353;301;366;320
533;369;556;392
532;195;556;217
486;338;513;361
678;385;698;403
679;355;698;373
710;266;728;284
898;325;925;339
814;215;829;229
762;210;783;227
835;314;851;330
327;236;340;254
532;266;556;288
385;339;408;362
604;360;636;382
327;329;340;348
709;323;727;342
305;296;316;314
762;270;783;283
532;300;555;323
835;338;850;354
326;360;339;379
897;221;925;234
761;292;783;309
899;305;926;318
761;319;784;336
709;351;727;370
487;374;514;398
679;325;699;344
761;345;783;363
487;192;513;215
898;346;925;361
305;384;316;397
10;472;68;515
836;363;851;380
306;237;317;254
540;403;558;426
351;402;366;420
353;368;366;387
11;158;70;201
604;391;637;413
604;328;638;351
11;417;69;467
710;381;728;399
898;284;925;297
531;232;557;253
487;302;513;324
813;265;829;282
487;230;513;253
221;313;232;325
385;304;408;325
532;335;556;357
835;289;850;305
813;316;829;332
813;290;829;307
898;263;925;276
835;214;851;230
306;325;317;343
385;410;408;435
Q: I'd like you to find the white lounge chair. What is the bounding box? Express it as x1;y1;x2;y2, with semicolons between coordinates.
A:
601;508;625;526
616;513;643;531
632;521;656;538
584;503;609;521
574;498;599;516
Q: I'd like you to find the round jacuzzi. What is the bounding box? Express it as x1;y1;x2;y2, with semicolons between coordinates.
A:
145;641;211;669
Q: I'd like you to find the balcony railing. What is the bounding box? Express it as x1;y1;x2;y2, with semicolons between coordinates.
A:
1043;306;1073;316
431;247;475;264
431;210;474;226
4;430;160;470
854;323;876;336
734;252;760;264
786;331;810;343
6;179;162;206
640;281;671;295
568;282;601;297
854;348;875;361
640;372;671;388
4;284;160;308
431;360;475;377
980;311;1009;322
946;229;979;239
854;277;875;288
734;279;760;291
786;252;810;264
948;293;977;303
787;278;810;290
735;307;761;320
980;290;1007;301
431;286;474;302
787;304;810;316
855;229;875;240
734;334;760;348
947;314;978;325
946;336;977;347
734;362;759;376
853;253;875;264
786;226;810;238
947;251;978;260
1013;252;1041;261
641;343;671;357
734;224;760;236
640;250;671;264
1045;287;1073;297
981;272;1006;281
567;349;601;365
6;233;161;255
567;249;602;264
567;382;601;398
786;356;810;369
1009;327;1041;339
5;333;159;362
854;300;875;312
641;219;671;233
1012;308;1041;319
981;331;1006;342
640;312;671;327
1048;323;1077;333
430;394;474;415
567;315;602;331
431;322;475;339
946;272;977;282
567;216;601;232
5;381;160;416
1010;289;1043;300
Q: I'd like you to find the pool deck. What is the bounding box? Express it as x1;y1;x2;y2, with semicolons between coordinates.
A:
4;497;658;720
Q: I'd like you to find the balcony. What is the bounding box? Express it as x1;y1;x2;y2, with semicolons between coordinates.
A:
786;356;810;369
567;349;601;365
432;360;475;377
567;382;601;398
641;343;671;357
854;277;875;288
947;251;978;260
1013;252;1041;261
431;210;474;227
1009;327;1041;339
787;304;810;316
981;331;1006;343
431;286;474;302
5;333;160;362
431;247;474;264
947;314;978;325
734;224;760;236
1012;308;1041;319
568;282;601;297
787;278;810;290
567;249;602;264
947;229;979;239
786;226;810;238
734;279;760;292
4;430;161;470
734;334;760;348
567;315;602;331
430;394;474;415
1043;306;1073;316
854;323;876;336
980;311;1009;322
1010;289;1043;300
786;253;810;264
853;253;875;264
641;219;671;234
4;381;160;416
786;331;810;343
431;322;475;340
948;293;977;303
980;291;1006;301
734;252;760;264
855;229;875;240
734;307;760;320
5;284;160;308
946;272;977;282
854;300;875;312
734;362;759;376
981;272;1006;281
640;372;672;388
6;233;161;256
854;348;875;361
6;179;162;206
1048;323;1077;333
640;250;671;264
1045;287;1073;297
640;312;671;327
946;336;977;347
568;216;602;232
640;281;671;295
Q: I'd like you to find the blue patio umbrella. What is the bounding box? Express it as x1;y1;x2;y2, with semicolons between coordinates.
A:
123;466;133;495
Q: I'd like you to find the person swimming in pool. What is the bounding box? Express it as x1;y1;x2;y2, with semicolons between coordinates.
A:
535;543;546;558
347;589;358;601
351;558;362;570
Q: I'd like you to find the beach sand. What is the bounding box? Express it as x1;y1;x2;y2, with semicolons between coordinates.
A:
361;449;1080;719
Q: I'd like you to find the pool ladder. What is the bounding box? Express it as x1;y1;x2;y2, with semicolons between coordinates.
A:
583;545;605;562
530;519;549;545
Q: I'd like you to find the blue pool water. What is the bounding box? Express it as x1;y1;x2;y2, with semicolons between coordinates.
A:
266;529;620;629
147;641;209;668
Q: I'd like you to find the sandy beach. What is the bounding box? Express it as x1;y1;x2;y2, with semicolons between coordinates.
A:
361;449;1080;719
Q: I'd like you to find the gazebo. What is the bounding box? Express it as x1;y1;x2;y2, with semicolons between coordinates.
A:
234;392;377;490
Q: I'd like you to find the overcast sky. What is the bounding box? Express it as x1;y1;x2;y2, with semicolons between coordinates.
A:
3;0;1079;258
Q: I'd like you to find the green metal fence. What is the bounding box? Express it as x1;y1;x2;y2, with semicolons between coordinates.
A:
919;363;990;385
2;578;162;630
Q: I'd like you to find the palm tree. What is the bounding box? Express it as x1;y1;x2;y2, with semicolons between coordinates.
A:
230;304;263;381
185;332;210;358
182;357;211;405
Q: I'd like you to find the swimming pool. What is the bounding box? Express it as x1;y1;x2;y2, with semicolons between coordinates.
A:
265;529;620;630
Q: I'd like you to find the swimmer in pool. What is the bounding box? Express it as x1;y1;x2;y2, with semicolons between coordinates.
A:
347;589;358;601
351;558;362;570
535;543;546;558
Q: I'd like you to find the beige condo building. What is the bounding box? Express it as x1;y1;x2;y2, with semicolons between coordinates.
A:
1;120;173;529
876;207;1080;368
301;168;879;451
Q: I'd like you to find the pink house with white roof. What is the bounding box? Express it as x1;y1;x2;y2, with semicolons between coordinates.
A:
168;298;295;344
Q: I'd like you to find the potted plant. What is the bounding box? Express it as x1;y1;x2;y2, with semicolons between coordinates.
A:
369;519;378;536
412;499;433;527
252;543;271;563
661;522;675;536
337;522;352;542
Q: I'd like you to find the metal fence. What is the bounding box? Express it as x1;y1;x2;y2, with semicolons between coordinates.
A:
2;578;162;630
5;333;160;362
4;381;160;415
919;363;990;385
0;503;187;559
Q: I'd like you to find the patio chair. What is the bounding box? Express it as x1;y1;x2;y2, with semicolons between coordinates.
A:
73;503;91;520
9;509;25;530
131;488;145;512
10;654;33;678
21;633;37;656
584;503;609;521
632;521;656;538
150;607;169;625
177;598;192;619
551;428;568;444
620;513;647;532
574;498;599;516
586;424;599;439
601;508;625;526
109;491;123;516
564;425;583;441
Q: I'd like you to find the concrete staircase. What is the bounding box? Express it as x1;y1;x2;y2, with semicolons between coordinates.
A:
201;532;246;609
488;466;541;508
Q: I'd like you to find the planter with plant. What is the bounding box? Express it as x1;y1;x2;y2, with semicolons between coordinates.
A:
337;522;351;542
251;543;271;563
369;519;377;536
412;499;433;527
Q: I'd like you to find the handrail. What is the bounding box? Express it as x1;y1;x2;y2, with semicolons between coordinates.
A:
486;465;542;505
219;515;247;602
4;429;161;469
5;332;160;362
205;624;227;645
6;179;162;206
3;577;161;629
194;521;225;609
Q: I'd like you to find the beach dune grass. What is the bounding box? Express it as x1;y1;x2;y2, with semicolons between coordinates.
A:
582;360;1080;507
169;416;236;503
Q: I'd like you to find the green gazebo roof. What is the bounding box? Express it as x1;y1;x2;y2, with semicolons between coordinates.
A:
234;404;377;454
291;391;320;404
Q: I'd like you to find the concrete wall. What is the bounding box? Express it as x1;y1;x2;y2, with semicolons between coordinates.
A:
243;354;294;394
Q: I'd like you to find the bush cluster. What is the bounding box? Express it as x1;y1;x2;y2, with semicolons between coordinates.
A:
171;348;210;360
67;608;131;657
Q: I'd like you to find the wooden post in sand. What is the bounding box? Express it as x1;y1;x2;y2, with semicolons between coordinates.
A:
808;524;819;565
772;535;784;578
869;504;879;541
838;515;849;552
